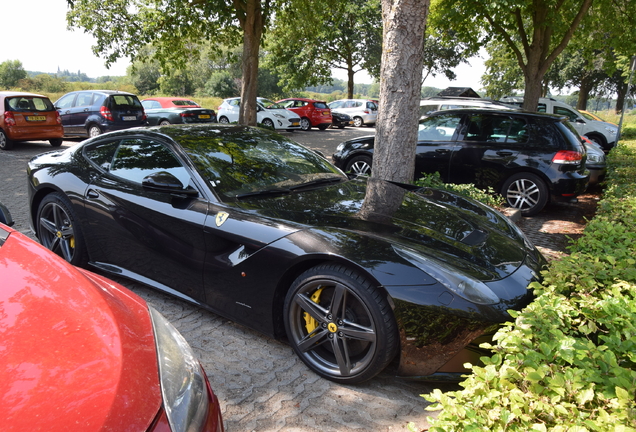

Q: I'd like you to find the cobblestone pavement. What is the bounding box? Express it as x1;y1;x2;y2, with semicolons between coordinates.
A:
0;138;599;432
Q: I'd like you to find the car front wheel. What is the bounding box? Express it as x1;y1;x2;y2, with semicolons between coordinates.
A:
345;155;372;176
502;172;549;216
284;264;398;384
262;118;275;129
37;193;88;266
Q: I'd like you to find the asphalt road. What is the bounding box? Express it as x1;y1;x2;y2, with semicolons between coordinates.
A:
0;126;454;432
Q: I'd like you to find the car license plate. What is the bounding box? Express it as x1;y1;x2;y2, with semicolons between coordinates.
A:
198;114;210;119
27;116;46;121
291;121;300;126
122;116;136;121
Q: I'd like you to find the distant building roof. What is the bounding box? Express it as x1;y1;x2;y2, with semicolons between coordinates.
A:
437;87;481;98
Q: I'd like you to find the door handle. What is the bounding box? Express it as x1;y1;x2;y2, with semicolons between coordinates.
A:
87;189;99;199
84;108;90;112
435;149;450;153
497;151;513;156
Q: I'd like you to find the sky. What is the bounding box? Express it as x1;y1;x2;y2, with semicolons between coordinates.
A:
3;0;486;90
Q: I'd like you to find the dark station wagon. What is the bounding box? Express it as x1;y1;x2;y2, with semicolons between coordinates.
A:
333;109;590;216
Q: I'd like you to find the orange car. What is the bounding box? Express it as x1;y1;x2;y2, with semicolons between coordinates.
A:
0;91;64;150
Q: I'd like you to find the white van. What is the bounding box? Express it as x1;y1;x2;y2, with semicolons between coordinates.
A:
501;97;618;152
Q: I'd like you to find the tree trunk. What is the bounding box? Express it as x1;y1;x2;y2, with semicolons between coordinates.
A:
348;66;355;99
577;75;593;110
238;0;263;126
615;81;628;114
373;0;428;184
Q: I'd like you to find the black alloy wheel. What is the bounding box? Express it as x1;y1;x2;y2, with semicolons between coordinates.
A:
345;155;372;176
0;130;14;150
502;172;549;216
37;193;88;266
284;264;398;384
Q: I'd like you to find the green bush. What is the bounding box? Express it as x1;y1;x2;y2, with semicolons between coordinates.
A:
421;138;636;431
414;172;505;209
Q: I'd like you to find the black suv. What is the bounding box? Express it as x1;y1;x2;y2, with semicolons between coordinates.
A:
332;109;590;216
54;90;147;138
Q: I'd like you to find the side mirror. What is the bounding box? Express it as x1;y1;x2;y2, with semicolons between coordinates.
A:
142;171;198;197
0;202;15;227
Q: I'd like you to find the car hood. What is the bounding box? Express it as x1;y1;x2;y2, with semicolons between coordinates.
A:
234;177;541;282
0;228;161;431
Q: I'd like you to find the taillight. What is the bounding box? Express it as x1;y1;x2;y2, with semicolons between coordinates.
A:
55;111;62;125
4;111;16;126
180;112;195;118
100;106;113;121
552;150;583;164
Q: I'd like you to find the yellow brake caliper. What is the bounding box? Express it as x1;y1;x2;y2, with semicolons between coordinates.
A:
303;287;323;335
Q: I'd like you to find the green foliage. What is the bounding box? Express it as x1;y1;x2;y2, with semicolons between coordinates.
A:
414;172;504;209
0;60;27;89
423;136;636;430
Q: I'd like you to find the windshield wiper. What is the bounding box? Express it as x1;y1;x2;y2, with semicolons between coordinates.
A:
235;188;291;199
287;177;345;191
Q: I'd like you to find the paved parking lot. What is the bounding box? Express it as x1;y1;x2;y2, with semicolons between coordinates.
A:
0;127;598;431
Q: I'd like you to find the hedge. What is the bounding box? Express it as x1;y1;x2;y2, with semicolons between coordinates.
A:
421;139;636;431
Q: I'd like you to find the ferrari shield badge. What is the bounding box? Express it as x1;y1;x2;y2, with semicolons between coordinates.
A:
215;211;229;227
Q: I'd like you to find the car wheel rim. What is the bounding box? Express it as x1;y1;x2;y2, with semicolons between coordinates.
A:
263;120;274;128
350;160;371;175
354;118;363;127
219;117;229;124
89;127;100;138
38;202;76;262
506;179;540;211
301;119;310;131
287;279;377;378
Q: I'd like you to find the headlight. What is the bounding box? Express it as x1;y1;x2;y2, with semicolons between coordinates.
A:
587;152;605;163
274;113;285;119
393;246;500;305
150;307;209;432
336;143;345;152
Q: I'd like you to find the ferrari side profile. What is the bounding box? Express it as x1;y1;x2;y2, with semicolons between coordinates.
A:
27;124;546;384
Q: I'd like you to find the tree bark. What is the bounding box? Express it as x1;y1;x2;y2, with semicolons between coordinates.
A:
577;75;593;110
237;0;263;126
373;0;428;183
615;81;628;114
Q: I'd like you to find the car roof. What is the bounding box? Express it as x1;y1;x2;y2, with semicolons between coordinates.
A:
0;91;49;98
423;107;566;121
279;97;326;103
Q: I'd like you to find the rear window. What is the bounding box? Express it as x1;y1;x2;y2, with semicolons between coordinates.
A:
109;95;142;109
172;100;199;106
314;102;328;109
6;96;54;112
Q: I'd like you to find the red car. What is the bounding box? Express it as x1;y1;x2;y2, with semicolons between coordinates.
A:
0;91;64;150
142;97;203;108
276;98;332;131
0;203;224;432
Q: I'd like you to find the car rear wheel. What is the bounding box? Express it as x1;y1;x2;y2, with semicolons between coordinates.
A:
318;124;330;131
87;124;102;138
353;117;364;127
300;118;311;131
37;193;88;267
284;263;398;384
345;155;372;176
0;130;14;150
49;139;63;147
502;172;549;216
219;116;229;124
159;120;171;126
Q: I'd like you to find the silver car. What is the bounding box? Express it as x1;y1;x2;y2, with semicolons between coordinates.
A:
328;99;378;127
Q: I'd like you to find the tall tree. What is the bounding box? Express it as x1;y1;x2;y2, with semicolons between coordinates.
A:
373;0;428;184
65;0;293;126
264;0;382;98
430;0;598;111
0;60;27;89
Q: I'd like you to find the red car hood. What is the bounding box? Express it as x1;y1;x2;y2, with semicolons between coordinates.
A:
0;228;162;430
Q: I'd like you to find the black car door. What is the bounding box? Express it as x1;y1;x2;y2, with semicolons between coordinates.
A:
448;113;524;188
413;113;463;181
82;136;209;302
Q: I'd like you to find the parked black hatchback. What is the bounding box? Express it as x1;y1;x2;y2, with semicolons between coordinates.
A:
332;109;590;216
54;90;147;138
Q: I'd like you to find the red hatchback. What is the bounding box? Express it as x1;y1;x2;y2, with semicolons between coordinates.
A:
0;91;64;150
276;98;332;131
0;204;224;432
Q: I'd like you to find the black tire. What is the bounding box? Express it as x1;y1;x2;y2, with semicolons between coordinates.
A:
345;155;372;176
159;120;171;126
338;125;345;129
284;263;398;384
87;124;102;138
49;138;63;147
262;118;275;129
300;118;312;131
502;172;549;216
219;116;229;124
353;117;364;127
0;130;14;150
585;134;606;150
37;193;88;267
318;124;329;131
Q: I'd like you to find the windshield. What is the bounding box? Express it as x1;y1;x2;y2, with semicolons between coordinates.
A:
175;127;346;200
258;98;285;109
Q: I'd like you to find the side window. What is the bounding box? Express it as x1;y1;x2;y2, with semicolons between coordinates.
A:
554;106;579;122
537;103;547;113
418;114;461;141
84;140;120;170
55;94;76;110
76;92;93;107
329;101;342;109
108;139;191;188
504;118;529;143
463;114;513;143
229;99;240;107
